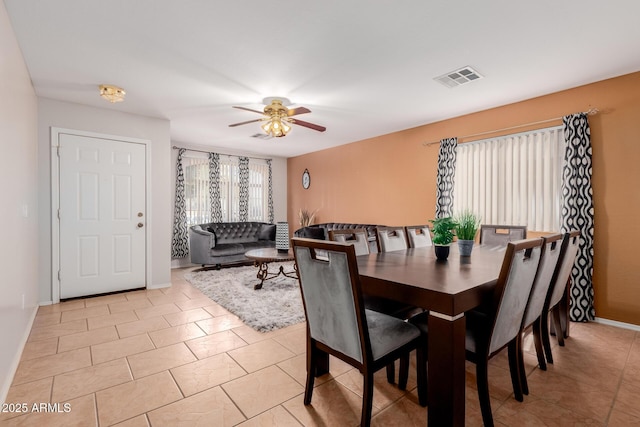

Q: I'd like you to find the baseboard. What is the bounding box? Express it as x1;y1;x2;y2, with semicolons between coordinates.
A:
594;317;640;332
147;282;171;290
171;258;193;269
0;305;38;405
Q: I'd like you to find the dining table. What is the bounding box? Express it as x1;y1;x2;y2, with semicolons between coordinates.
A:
356;244;506;426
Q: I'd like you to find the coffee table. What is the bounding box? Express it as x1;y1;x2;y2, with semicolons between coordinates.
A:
245;248;298;290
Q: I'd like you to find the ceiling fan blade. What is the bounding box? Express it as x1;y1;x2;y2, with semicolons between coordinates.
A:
233;106;265;115
229;118;263;127
291;118;326;132
287;106;311;116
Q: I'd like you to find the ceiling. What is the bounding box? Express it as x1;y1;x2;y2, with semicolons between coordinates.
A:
5;1;640;158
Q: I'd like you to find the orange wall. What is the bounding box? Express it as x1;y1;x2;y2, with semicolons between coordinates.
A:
287;71;640;326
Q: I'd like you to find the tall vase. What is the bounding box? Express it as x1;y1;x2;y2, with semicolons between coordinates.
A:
276;222;290;253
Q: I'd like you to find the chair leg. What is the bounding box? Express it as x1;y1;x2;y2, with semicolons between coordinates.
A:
385;362;395;384
304;340;318;405
508;339;524;401
515;332;529;396
398;354;409;390
551;306;565;347
304;343;317;405
476;361;494;427
361;371;375;427
416;347;428;407
541;309;554;364
532;318;547;371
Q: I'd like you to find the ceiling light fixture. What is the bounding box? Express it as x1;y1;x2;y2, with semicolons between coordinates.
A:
99;84;126;103
261;100;292;137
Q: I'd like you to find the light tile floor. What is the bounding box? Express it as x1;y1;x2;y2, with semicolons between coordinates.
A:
3;266;640;426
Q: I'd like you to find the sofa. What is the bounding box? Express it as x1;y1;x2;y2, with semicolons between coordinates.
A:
189;221;276;267
294;222;383;253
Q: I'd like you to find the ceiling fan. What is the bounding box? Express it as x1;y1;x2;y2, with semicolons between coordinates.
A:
229;98;326;137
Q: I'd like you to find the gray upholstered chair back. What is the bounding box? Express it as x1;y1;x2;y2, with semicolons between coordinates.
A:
522;234;563;328
405;225;433;248
547;230;580;309
377;227;408;252
480;224;527;247
329;229;370;256
293;240;365;363
489;239;542;355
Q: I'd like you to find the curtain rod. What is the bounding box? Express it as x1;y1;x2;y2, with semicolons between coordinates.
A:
172;146;272;161
422;107;599;147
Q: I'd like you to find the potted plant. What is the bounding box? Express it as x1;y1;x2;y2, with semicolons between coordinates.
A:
429;217;457;260
454;210;481;256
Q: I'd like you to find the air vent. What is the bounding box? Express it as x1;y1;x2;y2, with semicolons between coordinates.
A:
434;66;483;88
250;133;272;140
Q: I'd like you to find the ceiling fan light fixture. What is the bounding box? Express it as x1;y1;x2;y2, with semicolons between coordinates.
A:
99;84;126;103
230;98;325;136
262;117;290;137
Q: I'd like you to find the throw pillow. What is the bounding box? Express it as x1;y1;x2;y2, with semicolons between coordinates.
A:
258;224;276;241
299;226;326;240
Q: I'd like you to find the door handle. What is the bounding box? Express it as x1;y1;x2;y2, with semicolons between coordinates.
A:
137;222;144;228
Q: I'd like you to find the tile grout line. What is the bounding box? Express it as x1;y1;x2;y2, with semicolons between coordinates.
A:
603;330;639;426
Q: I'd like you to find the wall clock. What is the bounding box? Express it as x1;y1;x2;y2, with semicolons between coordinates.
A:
302;169;310;189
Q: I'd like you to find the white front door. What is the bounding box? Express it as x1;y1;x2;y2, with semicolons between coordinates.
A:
59;133;147;299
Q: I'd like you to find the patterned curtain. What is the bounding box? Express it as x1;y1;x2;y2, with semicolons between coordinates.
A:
267;159;274;223
238;157;250;221
562;113;595;322
435;137;458;218
171;149;189;258
208;152;223;223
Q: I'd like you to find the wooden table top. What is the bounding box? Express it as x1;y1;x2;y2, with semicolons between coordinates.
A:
357;245;506;316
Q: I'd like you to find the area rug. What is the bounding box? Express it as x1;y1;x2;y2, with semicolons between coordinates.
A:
184;262;305;332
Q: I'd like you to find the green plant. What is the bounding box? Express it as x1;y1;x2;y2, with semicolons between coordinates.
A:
454;209;481;241
429;217;457;245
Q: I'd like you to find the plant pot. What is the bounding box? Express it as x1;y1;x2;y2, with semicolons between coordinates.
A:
458;239;474;256
434;244;450;261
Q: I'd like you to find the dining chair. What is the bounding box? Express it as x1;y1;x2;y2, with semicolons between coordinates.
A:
542;230;581;364
330;227;423;383
405;225;433;248
377;226;409;252
411;238;543;426
479;224;527;247
516;233;563;395
291;237;426;427
328;228;370;256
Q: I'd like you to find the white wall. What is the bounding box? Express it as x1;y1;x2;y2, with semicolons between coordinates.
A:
38;99;172;302
0;2;39;402
169;142;288;268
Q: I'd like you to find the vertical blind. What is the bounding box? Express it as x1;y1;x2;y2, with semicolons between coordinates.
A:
453;126;565;232
183;153;270;225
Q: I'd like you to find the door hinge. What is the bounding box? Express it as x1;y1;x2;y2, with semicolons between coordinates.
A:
56;146;60;156
57;270;61;281
57;209;60;220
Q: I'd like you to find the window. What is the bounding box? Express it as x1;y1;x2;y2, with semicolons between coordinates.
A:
453;126;564;232
183;153;270;226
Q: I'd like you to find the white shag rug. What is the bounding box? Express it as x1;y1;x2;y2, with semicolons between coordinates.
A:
184;262;305;332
